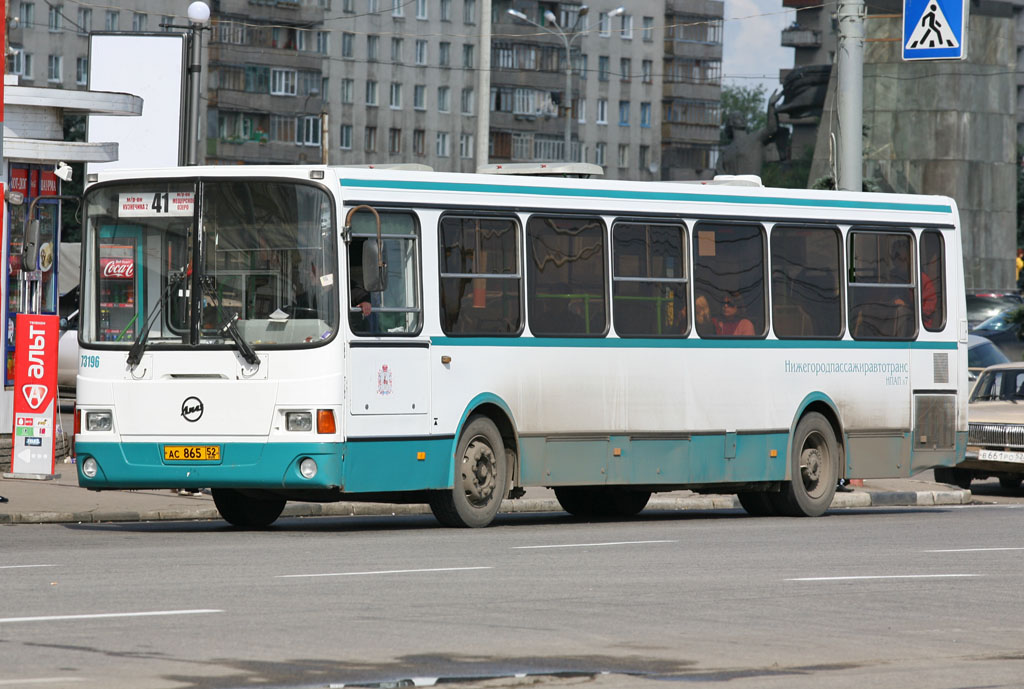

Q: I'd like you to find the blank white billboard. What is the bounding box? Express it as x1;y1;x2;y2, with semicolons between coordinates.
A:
87;33;187;172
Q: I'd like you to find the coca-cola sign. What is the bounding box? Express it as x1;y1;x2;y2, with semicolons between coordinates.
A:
101;258;135;279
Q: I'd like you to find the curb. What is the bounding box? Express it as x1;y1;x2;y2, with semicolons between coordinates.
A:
0;489;973;525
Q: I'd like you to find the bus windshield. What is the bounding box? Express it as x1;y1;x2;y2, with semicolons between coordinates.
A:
80;179;338;350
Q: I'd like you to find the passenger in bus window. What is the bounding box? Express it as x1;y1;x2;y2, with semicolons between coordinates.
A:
715;291;755;336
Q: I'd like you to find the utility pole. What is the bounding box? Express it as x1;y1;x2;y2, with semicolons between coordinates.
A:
475;0;491;168
186;1;210;166
836;0;864;191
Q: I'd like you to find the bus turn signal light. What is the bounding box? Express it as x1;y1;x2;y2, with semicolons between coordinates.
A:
317;409;336;434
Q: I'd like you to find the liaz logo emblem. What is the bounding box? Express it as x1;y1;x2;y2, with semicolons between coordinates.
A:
181;396;204;422
21;384;48;410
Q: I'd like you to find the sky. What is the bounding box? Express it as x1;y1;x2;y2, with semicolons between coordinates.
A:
722;0;797;98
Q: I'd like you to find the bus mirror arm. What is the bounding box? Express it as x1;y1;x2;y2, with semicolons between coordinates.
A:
345;205;387;293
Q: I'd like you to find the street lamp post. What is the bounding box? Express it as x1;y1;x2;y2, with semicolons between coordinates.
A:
509;6;626;162
186;1;211;166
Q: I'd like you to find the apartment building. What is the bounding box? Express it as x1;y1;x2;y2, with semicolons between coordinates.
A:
5;0;723;180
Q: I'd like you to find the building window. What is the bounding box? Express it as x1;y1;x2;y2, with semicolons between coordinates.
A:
437;132;450;157
414;84;426;110
642;60;652;83
598;12;610;36
48;4;61;31
639;145;650;171
341;78;354;103
7;47;24;76
368;0;378;11
342;33;355;58
366;80;378;106
415;39;427;65
618;144;629;168
620;58;631;81
47;54;62;83
598;56;609;81
75;57;87;85
620;14;632;39
161;15;174;31
392;0;404;17
270;115;296;143
20;3;34;28
271;69;297;95
618;100;629;125
439;42;451;67
340;124;353;149
596;99;607;124
413;129;425;155
640;102;651;127
367;35;379;61
464;0;475;24
298;116;321;146
438;86;450;112
316;31;330;54
365;126;377;152
77;7;91;33
595;142;606;166
461;88;474;115
463;44;474;68
390;82;402;108
104;10;118;31
416;0;427;19
440;0;451;21
389;128;402;153
132;12;147;32
459;133;474;158
642;16;654;42
343;0;354;11
392;37;404;62
574;97;586;123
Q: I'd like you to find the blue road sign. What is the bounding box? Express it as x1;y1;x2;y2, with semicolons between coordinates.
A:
903;0;967;60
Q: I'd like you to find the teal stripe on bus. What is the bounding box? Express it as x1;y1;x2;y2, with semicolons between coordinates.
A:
429;337;959;350
338;178;955;214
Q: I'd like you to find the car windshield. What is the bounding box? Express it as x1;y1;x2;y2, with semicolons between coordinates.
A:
967;296;1018;326
975;307;1024;333
970;368;1024;402
80;179;338;350
969;340;1010;369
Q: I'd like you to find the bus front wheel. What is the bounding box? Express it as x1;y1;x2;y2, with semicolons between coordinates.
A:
773;412;839;517
212;488;286;528
430;415;508;528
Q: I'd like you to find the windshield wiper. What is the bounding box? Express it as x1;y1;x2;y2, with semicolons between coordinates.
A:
220;312;259;366
127;270;186;368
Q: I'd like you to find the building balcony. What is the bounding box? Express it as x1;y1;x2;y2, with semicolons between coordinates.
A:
781;27;821;48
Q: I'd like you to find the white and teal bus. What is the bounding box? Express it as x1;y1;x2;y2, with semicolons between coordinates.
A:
73;165;967;526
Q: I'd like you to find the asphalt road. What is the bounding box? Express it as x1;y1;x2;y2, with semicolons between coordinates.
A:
3;503;1024;689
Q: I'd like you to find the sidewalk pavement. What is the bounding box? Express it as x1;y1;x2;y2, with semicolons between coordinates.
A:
0;459;973;525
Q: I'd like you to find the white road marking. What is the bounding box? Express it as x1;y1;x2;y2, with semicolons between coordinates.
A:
512;540;677;550
0;609;222;624
786;574;980;582
277;566;492;579
0;679;84;686
0;565;58;570
925;547;1024;552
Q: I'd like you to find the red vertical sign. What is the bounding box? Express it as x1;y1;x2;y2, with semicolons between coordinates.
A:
11;314;59;475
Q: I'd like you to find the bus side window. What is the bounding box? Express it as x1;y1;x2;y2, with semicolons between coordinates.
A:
438;215;522;336
692;222;766;338
921;230;945;331
611;221;687;337
526;215;607;337
771;226;842;338
848;230;916;340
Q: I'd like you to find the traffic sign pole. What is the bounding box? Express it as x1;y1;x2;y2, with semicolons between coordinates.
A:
837;0;865;192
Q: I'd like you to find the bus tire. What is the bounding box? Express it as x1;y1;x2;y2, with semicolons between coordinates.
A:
737;491;778;517
212;488;286;528
773;412;838;517
429;415;507;528
554;487;650;518
999;475;1022;490
935;466;972;489
554;487;599;518
606;488;651;516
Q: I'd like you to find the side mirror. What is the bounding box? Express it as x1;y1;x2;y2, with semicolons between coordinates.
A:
23;219;40;269
361;239;388;293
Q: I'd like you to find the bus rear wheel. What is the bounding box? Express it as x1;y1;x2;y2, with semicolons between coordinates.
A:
772;412;838;517
212;488;286;528
429;416;508;528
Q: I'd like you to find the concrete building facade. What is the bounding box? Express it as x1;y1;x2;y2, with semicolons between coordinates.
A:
5;0;724;181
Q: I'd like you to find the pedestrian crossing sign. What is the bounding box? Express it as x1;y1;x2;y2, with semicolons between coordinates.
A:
903;0;968;61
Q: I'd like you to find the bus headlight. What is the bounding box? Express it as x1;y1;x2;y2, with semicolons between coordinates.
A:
299;457;318;479
86;411;113;432
286;412;313;432
82;457;99;478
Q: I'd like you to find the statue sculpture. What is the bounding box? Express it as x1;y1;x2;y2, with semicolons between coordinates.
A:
716;90;785;176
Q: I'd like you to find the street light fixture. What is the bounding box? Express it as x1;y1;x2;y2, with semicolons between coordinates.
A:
186;1;211;166
507;5;592;162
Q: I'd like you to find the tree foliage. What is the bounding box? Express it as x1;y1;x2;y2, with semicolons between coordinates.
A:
719;84;769;143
